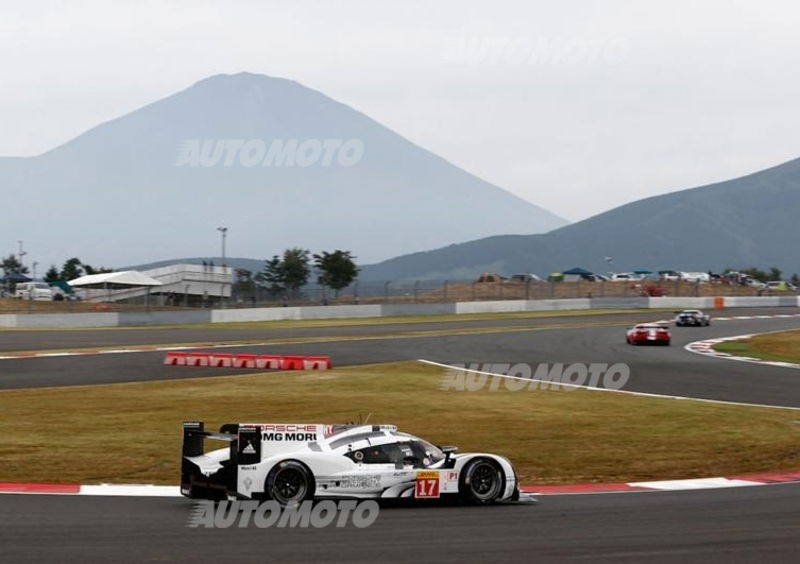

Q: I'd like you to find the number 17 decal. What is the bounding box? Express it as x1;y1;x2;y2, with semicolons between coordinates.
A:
415;471;440;498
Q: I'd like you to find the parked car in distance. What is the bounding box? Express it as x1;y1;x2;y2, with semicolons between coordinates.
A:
680;272;711;283
766;281;797;291
14;282;54;301
658;270;681;281
509;273;543;283
743;277;767;289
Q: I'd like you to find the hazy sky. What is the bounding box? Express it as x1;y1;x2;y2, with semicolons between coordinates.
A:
2;0;799;222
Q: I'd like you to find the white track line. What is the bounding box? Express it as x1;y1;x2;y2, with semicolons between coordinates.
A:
685;330;800;370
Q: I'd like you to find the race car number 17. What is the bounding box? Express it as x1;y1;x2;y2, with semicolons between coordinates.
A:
415;471;440;498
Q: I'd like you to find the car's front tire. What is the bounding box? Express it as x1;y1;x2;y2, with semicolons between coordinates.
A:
459;458;504;505
264;460;314;506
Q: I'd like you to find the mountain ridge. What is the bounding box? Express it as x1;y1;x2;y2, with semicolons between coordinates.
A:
1;72;566;268
359;155;800;279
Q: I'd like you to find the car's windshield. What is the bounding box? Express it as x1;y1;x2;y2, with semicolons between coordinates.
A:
347;439;445;467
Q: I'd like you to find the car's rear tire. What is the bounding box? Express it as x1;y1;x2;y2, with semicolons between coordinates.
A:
265;460;314;506
459;458;504;505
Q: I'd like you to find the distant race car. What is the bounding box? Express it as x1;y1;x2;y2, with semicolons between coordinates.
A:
674;309;711;327
181;421;523;505
626;323;671;345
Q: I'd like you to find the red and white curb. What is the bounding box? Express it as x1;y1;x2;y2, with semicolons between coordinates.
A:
4;471;800;497
0;483;180;496
685;333;800;369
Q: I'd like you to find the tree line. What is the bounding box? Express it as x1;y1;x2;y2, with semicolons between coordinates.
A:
0;255;113;280
235;248;359;299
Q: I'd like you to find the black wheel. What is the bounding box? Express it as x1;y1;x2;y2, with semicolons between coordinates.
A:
459;458;504;505
265;461;314;506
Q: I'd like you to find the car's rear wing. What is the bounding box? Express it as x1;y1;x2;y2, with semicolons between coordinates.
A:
181;421;244;498
182;421;238;456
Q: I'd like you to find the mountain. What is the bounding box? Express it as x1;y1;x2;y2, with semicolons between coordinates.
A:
361;157;800;280
0;73;566;268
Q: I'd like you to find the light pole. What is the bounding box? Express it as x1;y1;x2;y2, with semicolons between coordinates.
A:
216;227;228;267
604;256;613;276
17;240;26;271
32;261;38;281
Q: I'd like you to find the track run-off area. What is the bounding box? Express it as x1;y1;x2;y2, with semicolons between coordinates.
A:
2;307;800;563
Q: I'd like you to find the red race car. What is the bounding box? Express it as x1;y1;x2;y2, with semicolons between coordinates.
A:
626;323;671;346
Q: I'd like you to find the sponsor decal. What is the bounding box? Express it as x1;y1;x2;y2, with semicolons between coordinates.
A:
262;432;318;441
262;424;318;432
262;424;319;442
337;475;381;489
415;471;441;499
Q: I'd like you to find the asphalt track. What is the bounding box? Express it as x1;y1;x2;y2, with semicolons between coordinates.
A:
2;484;799;563
0;307;787;352
2;308;800;408
2;307;800;562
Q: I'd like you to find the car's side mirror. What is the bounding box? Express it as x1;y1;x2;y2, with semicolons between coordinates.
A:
440;445;458;464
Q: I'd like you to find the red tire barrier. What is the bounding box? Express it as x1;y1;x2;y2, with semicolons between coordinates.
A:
185;353;209;367
280;356;306;370
164;352;187;366
255;355;282;369
164;352;332;371
208;353;234;367
232;354;258;368
304;356;332;370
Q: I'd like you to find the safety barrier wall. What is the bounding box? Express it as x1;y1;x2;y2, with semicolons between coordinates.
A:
382;303;457;316
456;300;528;314
1;313;121;328
638;297;714;309
118;311;212;326
0;296;797;328
210;305;383;323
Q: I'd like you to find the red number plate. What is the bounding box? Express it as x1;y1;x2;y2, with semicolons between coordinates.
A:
415;471;440;498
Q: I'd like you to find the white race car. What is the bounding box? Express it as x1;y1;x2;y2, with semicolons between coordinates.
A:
181;421;522;505
674;309;711;327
